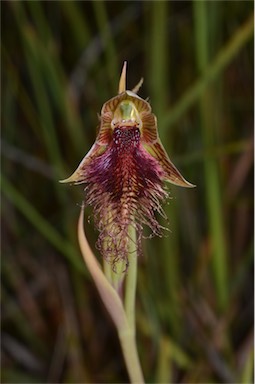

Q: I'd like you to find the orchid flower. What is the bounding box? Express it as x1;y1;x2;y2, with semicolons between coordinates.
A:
61;62;194;270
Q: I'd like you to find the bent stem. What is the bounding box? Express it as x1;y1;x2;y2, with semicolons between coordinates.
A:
78;206;144;383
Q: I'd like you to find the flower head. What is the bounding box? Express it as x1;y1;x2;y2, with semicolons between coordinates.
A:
61;62;194;268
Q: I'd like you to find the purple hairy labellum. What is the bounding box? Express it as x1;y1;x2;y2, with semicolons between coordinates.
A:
61;62;195;269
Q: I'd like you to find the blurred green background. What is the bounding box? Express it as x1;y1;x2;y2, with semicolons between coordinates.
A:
1;1;253;383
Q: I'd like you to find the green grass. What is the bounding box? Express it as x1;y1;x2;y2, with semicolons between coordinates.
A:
1;1;253;383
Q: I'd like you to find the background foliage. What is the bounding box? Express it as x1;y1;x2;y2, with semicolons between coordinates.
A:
1;1;254;383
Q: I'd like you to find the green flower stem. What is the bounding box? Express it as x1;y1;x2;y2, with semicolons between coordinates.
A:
102;215;115;284
193;0;228;310
124;225;137;331
102;213;126;291
111;258;126;294
118;327;144;383
78;208;144;383
103;258;112;283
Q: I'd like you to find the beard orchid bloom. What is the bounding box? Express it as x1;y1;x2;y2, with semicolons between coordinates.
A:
61;62;195;269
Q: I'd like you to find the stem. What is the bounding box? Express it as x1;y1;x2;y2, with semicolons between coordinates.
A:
102;211;126;292
122;225;144;383
111;258;126;294
193;0;228;309
103;258;112;283
118;328;144;384
124;225;138;331
115;225;144;382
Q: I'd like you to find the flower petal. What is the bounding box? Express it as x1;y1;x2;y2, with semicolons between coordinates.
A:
143;140;195;188
132;77;144;94
118;61;127;94
97;112;113;145
59;142;107;184
102;91;151;117
140;111;158;144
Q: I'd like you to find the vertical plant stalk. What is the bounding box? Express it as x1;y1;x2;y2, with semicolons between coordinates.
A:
78;206;144;383
149;0;181;338
193;0;228;309
124;224;137;331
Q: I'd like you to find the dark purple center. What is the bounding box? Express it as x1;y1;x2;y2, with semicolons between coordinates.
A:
112;127;140;153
